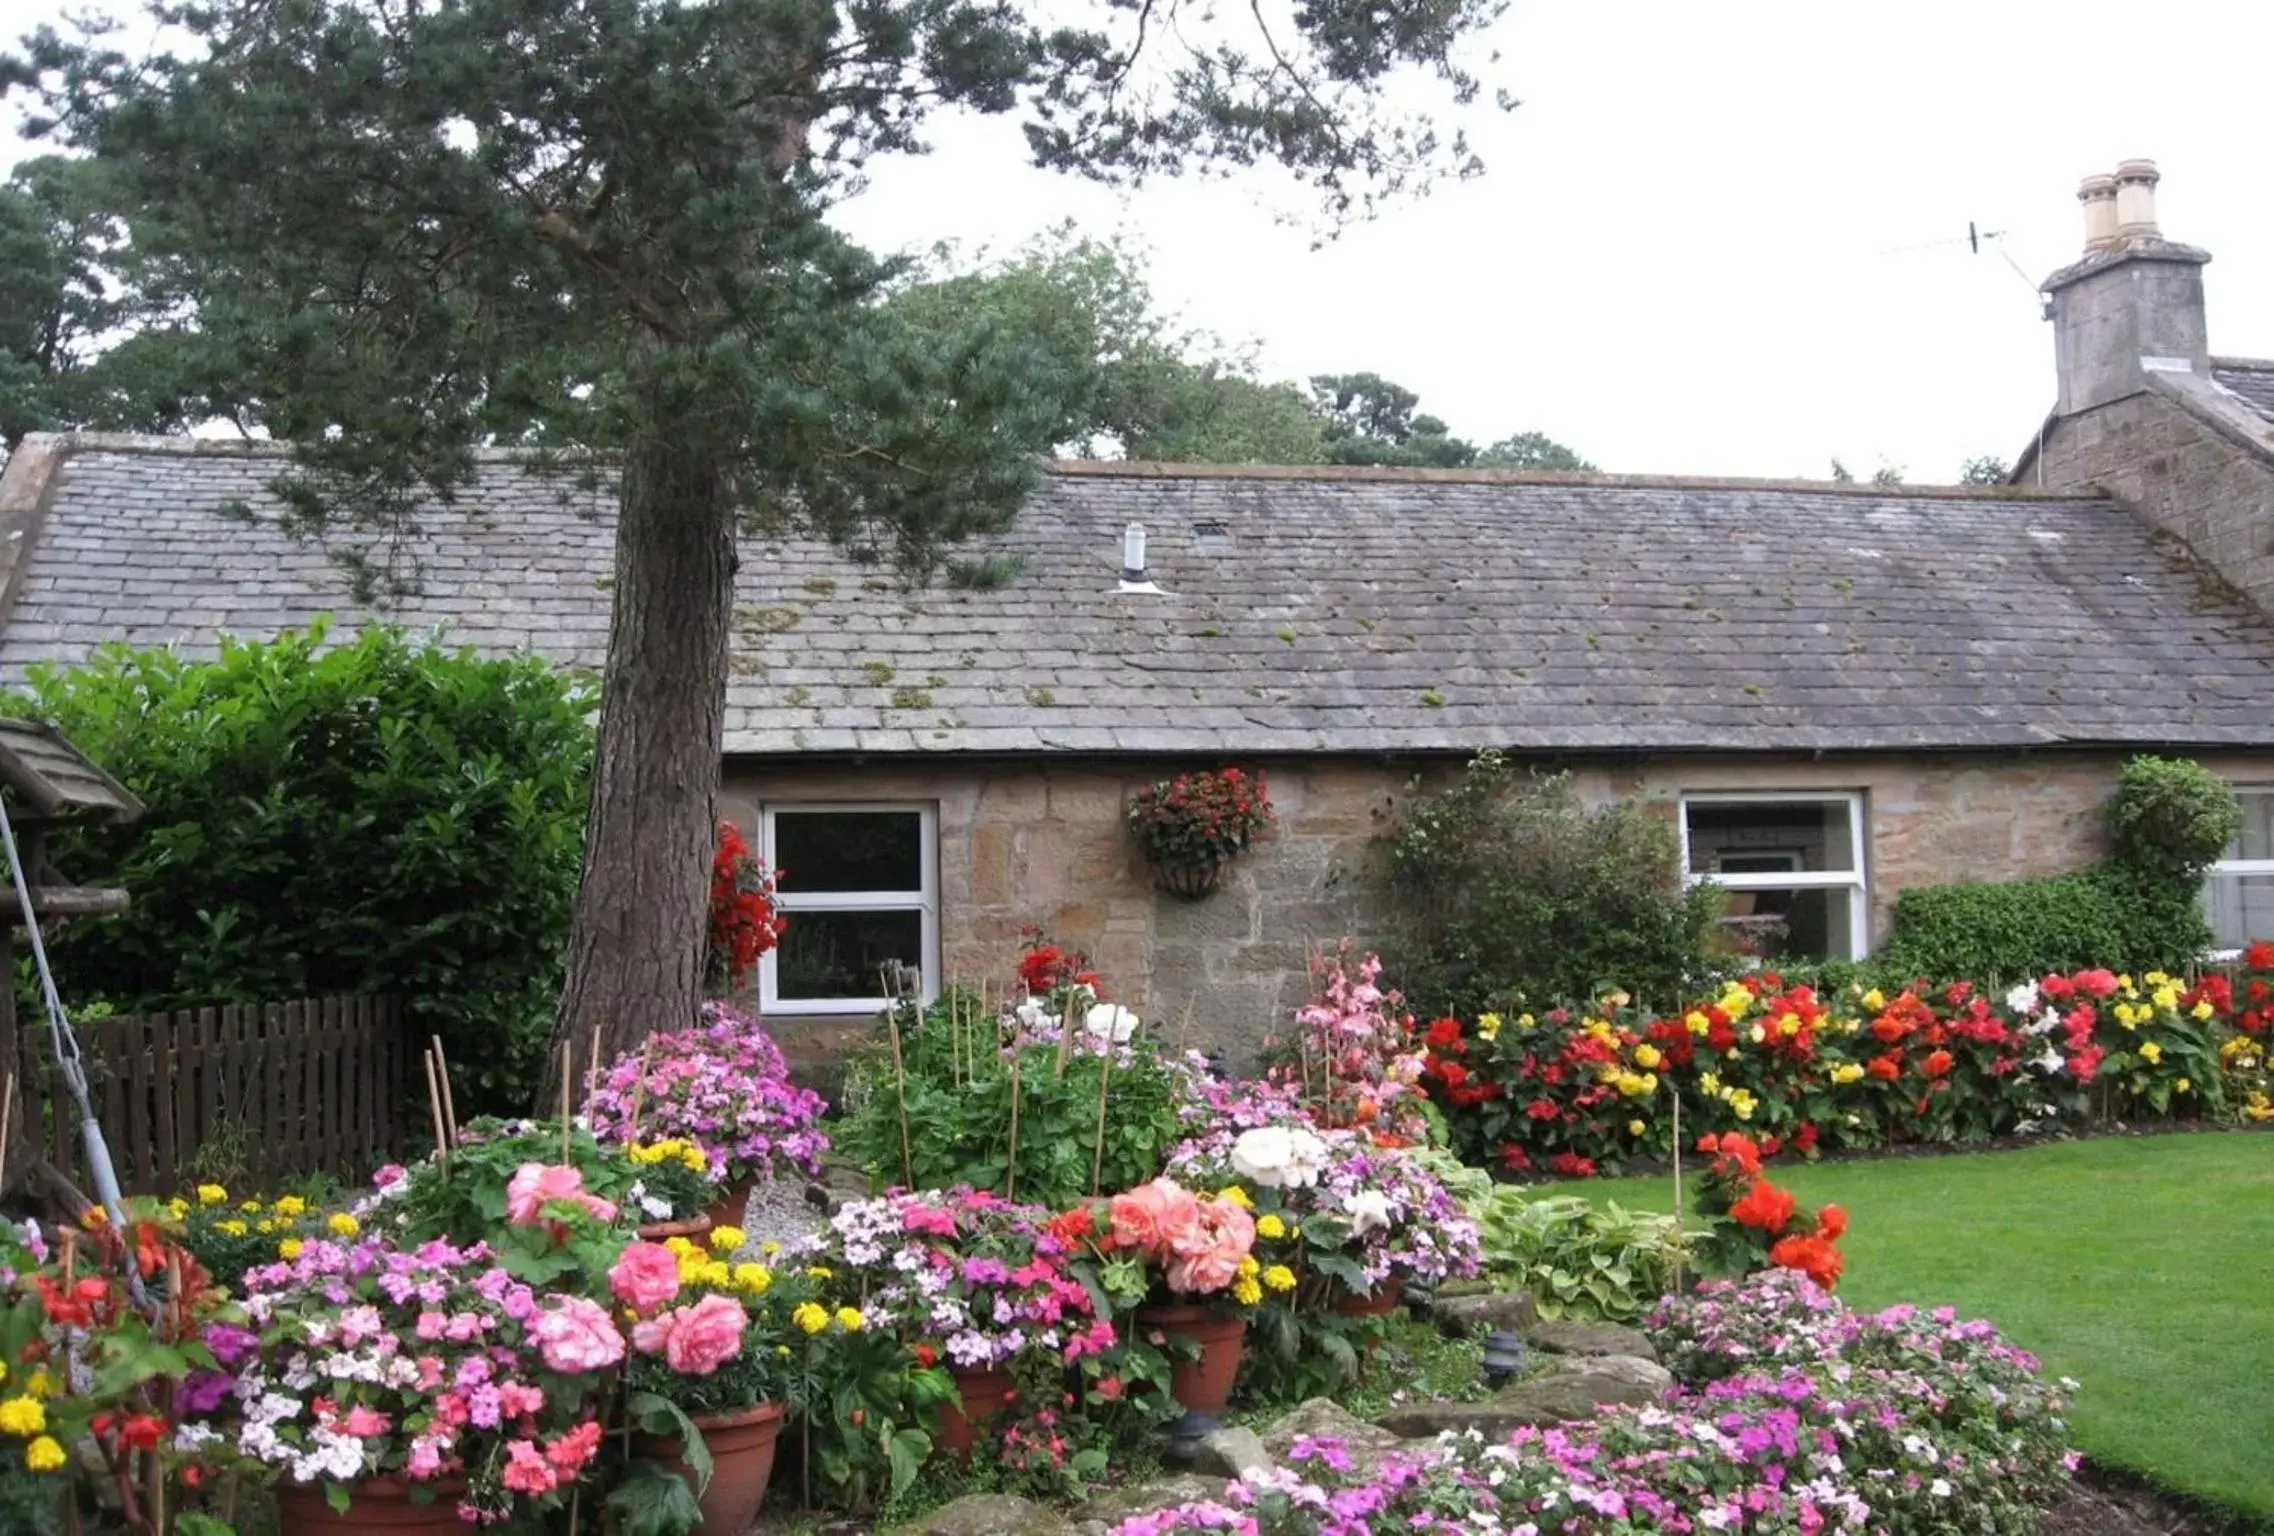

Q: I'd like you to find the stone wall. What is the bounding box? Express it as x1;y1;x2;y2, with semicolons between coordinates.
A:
726;749;2274;1076
2028;381;2274;618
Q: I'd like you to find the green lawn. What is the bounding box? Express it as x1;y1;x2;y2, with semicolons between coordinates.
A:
1579;1131;2274;1520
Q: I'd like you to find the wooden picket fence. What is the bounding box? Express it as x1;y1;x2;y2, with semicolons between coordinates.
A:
23;996;412;1197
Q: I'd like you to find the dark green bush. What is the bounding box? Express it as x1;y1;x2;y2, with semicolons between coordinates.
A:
1879;755;2234;980
1377;753;1724;1017
11;624;593;1115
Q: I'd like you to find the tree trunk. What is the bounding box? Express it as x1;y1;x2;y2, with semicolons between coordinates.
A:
545;425;735;1108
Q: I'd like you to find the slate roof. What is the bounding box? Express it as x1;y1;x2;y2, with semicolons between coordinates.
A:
7;437;2274;756
2211;358;2274;424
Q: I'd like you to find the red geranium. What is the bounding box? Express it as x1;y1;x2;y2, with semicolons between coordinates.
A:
1727;1180;1797;1235
706;822;784;992
1769;1232;1844;1288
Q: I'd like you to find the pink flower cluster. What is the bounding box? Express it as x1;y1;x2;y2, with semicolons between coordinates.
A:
505;1162;619;1229
609;1240;749;1376
586;1003;830;1183
1109;1178;1256;1296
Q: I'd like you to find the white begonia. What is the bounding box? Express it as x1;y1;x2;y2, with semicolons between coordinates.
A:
1013;998;1051;1033
2031;1045;2065;1075
1084;1003;1140;1044
2004;982;2040;1015
2025;1007;2064;1037
1228;1125;1331;1189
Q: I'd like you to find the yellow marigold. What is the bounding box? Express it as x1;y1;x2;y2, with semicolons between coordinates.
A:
278;1238;304;1260
760;1240;781;1257
2139;1041;2163;1065
257;1220;276;1234
805;1265;833;1280
1831;1063;1865;1085
1231;1277;1263;1307
1631;1044;1662;1070
679;1148;708;1173
22;1436;64;1473
165;1199;189;1221
1237;1255;1260;1279
1627;1119;1647;1137
1255;1213;1287;1241
1262;1264;1296;1292
835;1306;865;1332
1216;1185;1253;1209
273;1195;306;1217
239;1199;263;1213
733;1263;773;1295
0;1396;47;1436
196;1184;227;1207
710;1225;746;1252
215;1220;249;1238
665;1237;702;1258
2176;1078;2192;1094
327;1213;360;1238
23;1372;51;1403
792;1302;829;1335
1475;1012;1503;1041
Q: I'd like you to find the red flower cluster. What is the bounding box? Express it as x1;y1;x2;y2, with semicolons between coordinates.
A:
1695;1131;1846;1290
706;821;784;992
1015;927;1104;998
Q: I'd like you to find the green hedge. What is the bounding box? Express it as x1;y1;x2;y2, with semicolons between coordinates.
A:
10;624;594;1115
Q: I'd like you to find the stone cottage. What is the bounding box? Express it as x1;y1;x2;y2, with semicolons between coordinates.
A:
0;164;2271;1067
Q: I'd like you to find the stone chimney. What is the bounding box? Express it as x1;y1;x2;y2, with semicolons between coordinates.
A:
2042;159;2212;417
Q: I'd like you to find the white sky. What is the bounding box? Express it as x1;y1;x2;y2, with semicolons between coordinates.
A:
6;0;2271;481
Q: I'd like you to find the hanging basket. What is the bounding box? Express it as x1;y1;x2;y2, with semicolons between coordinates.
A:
1153;859;1228;900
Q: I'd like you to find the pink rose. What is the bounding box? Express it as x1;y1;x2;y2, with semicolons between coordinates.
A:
505;1162;620;1227
1110;1178;1202;1261
529;1295;625;1373
609;1242;682;1314
632;1293;748;1376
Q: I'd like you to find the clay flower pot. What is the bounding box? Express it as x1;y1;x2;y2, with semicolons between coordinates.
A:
1331;1276;1406;1320
1136;1303;1248;1415
641;1400;787;1535
934;1366;1015;1457
704;1175;756;1235
276;1478;466;1535
638;1213;715;1243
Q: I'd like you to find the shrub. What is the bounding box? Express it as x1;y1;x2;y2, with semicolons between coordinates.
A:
1883;753;2237;979
1377;753;1723;1017
1470;1188;1682;1323
12;624;592;1114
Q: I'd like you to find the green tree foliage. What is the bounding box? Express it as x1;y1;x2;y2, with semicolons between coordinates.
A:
7;626;593;1114
6;0;1513;1079
1310;372;1591;470
1958;455;2010;486
1881;755;2238;979
1377;753;1724;1017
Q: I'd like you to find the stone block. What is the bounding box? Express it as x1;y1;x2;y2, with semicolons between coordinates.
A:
1155;889;1259;945
1192;1426;1273;1480
1375;1355;1672;1439
905;1493;1072;1536
1259;1398;1405;1469
1523;1318;1657;1361
1433;1289;1541;1339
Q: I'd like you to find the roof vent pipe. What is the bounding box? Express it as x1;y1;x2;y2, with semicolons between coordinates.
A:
1122;523;1147;582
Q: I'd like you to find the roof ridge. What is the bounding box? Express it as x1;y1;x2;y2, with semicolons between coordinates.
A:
1043;459;2109;500
2211;355;2274;374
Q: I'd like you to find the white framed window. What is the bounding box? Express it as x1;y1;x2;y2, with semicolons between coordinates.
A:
2202;788;2274;954
1679;792;1870;962
758;803;939;1015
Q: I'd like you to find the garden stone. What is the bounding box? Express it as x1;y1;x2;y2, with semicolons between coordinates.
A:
1193;1425;1274;1480
1522;1318;1657;1362
1375;1355;1673;1439
1073;1473;1227;1531
904;1492;1074;1536
1260;1396;1406;1473
1434;1289;1541;1339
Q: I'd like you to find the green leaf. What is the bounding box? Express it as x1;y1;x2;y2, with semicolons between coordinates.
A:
629;1391;715;1494
605;1462;703;1536
886;1426;930;1497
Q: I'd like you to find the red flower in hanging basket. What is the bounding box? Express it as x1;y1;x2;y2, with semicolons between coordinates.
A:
707;821;784;993
1125;767;1275;882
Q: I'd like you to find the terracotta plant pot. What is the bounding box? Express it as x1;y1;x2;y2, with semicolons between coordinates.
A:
641;1400;786;1536
934;1366;1015;1457
1331;1276;1406;1320
704;1176;756;1235
277;1478;466;1535
1136;1304;1248;1415
638;1214;715;1243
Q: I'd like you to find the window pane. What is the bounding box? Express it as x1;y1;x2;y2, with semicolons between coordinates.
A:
2233;791;2274;862
2203;873;2274;950
1715;886;1854;962
776;909;925;1000
1687;800;1856;876
774;810;924;893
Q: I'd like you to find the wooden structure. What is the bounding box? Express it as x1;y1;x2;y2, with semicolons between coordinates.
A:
0;718;144;1211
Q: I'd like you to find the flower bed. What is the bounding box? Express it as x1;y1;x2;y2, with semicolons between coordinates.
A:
1423;949;2274;1176
1117;1270;2079;1535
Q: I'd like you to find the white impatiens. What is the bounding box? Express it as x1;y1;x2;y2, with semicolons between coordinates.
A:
1227;1125;1331;1189
1343;1189;1392;1237
1084;1003;1141;1044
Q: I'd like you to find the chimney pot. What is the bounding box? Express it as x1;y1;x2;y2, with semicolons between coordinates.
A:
2077;173;2119;252
2114;158;2161;239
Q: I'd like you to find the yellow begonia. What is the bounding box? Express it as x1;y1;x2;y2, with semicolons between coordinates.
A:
2176;1078;2192;1094
1231;1277;1263;1307
1475;1012;1503;1041
1726;1089;1757;1121
0;1396;47;1436
1255;1214;1287;1241
1217;1186;1252;1209
1831;1064;1865;1085
1777;1013;1802;1038
1627;1119;1647;1137
1684;1011;1710;1036
2139;1041;2163;1065
196;1184;227;1206
1861;989;1887;1012
710;1225;746;1252
792;1303;829;1335
327;1213;361;1238
1262;1264;1296;1292
2192;1001;2215;1021
1631;1044;1662;1070
1515;1013;1535;1031
1698;1072;1721;1097
23;1436;64;1472
2151;985;2179;1011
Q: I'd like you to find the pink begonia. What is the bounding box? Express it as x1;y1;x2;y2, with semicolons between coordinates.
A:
1111;1178;1202;1259
529;1295;625;1373
632;1292;748;1376
609;1241;682;1314
1166;1197;1254;1295
505;1162;619;1227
